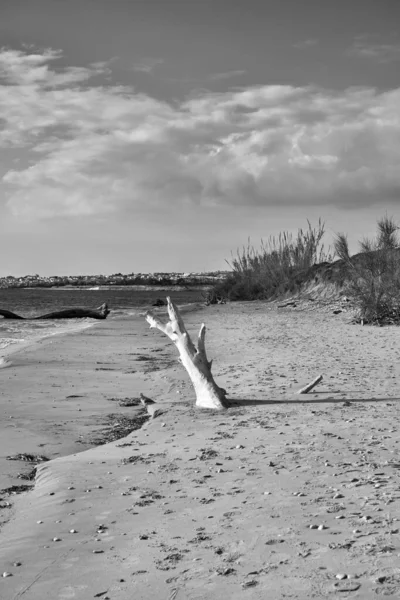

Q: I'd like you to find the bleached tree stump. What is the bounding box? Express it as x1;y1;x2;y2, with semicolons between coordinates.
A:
145;297;228;410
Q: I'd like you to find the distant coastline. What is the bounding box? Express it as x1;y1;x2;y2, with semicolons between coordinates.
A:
15;284;214;292
0;271;229;289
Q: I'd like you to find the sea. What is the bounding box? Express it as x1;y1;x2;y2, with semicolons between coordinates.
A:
0;286;206;358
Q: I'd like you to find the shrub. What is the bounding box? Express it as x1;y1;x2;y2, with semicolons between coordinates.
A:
334;216;400;324
210;219;332;301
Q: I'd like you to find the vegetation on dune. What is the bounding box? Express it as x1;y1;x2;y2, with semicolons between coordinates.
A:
207;219;332;303
208;215;400;326
334;216;400;325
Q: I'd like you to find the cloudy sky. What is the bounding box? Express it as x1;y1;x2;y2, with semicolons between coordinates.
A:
1;0;400;276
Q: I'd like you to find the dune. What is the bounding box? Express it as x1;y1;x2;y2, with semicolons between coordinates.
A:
1;301;400;599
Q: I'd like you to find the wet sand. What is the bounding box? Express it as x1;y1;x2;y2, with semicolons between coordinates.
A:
0;314;162;493
1;302;400;599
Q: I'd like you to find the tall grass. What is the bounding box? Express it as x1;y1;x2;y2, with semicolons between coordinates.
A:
208;219;332;302
334;216;400;324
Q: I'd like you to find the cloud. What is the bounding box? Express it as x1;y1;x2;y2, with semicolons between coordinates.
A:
0;47;108;86
1;47;400;219
349;37;400;62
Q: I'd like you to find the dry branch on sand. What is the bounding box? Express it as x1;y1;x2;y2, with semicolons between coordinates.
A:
298;375;323;394
140;393;164;419
145;298;228;411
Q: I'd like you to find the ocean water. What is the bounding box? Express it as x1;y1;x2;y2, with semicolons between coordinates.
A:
0;286;205;357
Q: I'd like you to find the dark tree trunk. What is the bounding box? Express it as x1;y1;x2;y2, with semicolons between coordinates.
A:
0;303;110;320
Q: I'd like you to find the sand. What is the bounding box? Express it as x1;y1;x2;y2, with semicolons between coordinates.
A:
1;301;400;599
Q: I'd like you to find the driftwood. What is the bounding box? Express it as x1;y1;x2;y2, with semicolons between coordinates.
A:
0;303;110;320
298;374;323;394
140;394;164;419
145;297;228;410
145;298;324;409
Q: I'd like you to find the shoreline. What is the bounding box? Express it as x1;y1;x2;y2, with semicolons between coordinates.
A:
1;302;400;598
0;313;153;491
0;319;98;363
0;299;206;493
0;298;204;360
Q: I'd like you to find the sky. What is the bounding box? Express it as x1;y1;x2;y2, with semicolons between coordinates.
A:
1;0;400;276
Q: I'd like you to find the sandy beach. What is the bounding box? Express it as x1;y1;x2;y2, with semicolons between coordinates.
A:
1;301;400;599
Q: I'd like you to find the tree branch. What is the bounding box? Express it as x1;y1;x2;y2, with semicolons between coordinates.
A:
298;375;323;394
